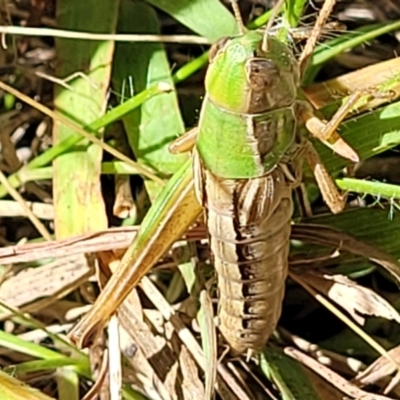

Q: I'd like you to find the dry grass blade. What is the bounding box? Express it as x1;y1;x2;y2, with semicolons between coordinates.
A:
285;347;395;400
355;346;400;395
0;25;210;44
118;308;177;399
179;345;205;399
0;200;53;219
303;57;400;111
108;316;122;400
81;347;109;400
279;328;366;376
97;250;179;399
0;227;138;264
119;327;174;400
139;276;249;399
289;273;400;378
198;290;218;400
299;0;337;74
0;254;94;318
292;271;400;325
0;225;205;264
113;175;136;218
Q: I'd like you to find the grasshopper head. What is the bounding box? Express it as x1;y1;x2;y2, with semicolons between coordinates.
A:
205;30;300;114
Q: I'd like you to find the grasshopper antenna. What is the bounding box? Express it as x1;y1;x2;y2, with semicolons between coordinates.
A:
262;0;286;52
299;0;337;77
230;0;246;34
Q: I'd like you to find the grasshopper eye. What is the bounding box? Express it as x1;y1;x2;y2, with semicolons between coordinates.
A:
209;37;230;62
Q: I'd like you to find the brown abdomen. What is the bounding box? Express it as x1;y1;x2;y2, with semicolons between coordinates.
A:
199;165;293;354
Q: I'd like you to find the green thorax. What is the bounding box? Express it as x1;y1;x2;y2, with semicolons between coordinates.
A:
196;30;300;179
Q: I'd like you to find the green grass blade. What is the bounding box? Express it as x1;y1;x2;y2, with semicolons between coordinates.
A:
52;0;118;237
283;0;308;28
261;347;321;400
0;329;68;360
305;20;400;83
313;21;400;66
301;208;400;259
4;358;88;375
336;178;400;200
145;0;238;41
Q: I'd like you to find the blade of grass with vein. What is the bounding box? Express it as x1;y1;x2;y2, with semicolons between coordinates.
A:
4;358;88;375
300;207;400;259
261;347;321;400
304;20;400;83
6;161;153;187
145;0;238;41
52;0;119;237
113;0;188;199
0;330;90;375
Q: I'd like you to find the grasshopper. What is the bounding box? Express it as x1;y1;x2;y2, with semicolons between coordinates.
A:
69;0;362;354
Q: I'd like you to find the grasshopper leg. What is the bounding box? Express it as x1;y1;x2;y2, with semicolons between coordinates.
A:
299;90;363;163
301;86;395;163
304;141;345;214
168;127;198;154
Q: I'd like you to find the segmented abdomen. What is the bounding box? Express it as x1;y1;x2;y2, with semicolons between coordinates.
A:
197;162;293;354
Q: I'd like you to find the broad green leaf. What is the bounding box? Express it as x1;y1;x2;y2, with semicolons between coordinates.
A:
302;207;400;259
113;0;188;198
261;347;321;400
145;0;238;41
52;0;118;237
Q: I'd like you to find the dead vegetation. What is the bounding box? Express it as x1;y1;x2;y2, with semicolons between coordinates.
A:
1;0;400;399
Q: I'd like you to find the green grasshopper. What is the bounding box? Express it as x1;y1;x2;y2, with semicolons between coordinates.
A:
69;0;362;354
